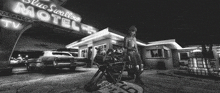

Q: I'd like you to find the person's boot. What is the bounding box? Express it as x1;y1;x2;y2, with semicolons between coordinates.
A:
127;69;135;80
127;74;135;80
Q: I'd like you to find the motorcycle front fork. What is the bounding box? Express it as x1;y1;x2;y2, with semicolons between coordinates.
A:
86;69;105;86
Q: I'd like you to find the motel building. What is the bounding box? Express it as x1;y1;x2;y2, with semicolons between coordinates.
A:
3;0;220;74
142;39;182;69
66;28;148;66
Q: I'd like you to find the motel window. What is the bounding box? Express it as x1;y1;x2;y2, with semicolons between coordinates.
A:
95;44;107;51
146;49;170;58
145;49;164;58
151;49;163;58
113;44;123;53
164;49;169;58
179;53;189;60
81;49;87;57
94;44;107;58
71;52;78;57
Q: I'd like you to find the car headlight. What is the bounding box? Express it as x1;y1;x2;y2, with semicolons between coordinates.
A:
36;62;44;67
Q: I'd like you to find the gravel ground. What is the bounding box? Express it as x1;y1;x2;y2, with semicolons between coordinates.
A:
1;68;220;93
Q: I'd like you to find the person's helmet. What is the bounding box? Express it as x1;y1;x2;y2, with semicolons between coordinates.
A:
129;25;137;32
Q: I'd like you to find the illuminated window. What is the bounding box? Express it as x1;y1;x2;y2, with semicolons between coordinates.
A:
95;44;107;51
164;49;169;58
94;44;107;57
80;49;87;57
113;44;123;53
151;49;162;58
145;49;168;58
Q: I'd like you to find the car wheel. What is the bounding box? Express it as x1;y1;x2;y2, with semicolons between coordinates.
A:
70;66;76;71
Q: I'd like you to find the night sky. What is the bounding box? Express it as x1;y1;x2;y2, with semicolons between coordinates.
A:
19;0;220;47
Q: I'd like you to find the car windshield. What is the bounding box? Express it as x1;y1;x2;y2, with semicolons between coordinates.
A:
52;53;72;56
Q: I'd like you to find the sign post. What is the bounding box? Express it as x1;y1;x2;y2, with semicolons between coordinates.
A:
0;18;32;72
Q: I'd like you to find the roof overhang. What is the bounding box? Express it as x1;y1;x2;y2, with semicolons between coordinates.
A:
145;39;182;49
66;28;148;48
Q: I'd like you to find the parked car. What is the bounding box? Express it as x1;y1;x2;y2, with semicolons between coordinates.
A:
10;58;19;65
25;58;39;71
74;57;91;67
25;51;87;72
9;57;26;65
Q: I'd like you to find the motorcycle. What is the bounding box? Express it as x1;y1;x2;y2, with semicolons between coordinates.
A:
84;47;142;92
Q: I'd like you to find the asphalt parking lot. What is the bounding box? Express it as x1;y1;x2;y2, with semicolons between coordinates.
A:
1;66;220;93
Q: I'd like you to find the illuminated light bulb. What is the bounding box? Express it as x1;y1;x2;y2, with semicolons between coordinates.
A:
51;14;61;25
71;21;80;31
36;10;50;22
13;2;35;18
61;18;70;28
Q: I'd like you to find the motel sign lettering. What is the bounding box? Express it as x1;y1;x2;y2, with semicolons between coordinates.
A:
17;0;81;22
0;18;24;30
8;0;97;34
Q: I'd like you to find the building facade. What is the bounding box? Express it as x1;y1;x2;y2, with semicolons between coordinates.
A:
142;39;182;69
66;28;148;66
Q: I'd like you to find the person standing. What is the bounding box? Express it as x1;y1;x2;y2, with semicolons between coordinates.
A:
87;48;93;67
124;25;144;85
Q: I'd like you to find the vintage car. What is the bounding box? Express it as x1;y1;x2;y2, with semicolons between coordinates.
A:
10;59;19;65
25;51;87;72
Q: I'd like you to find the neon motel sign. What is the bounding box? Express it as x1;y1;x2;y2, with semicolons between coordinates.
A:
7;0;97;34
